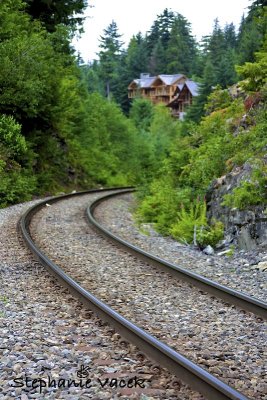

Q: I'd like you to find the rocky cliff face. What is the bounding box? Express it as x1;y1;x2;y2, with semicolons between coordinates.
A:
206;162;267;250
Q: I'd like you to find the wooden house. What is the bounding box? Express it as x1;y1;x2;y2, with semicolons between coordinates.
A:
128;73;187;105
167;80;199;118
128;74;199;118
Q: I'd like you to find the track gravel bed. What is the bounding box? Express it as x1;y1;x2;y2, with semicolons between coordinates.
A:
30;194;267;400
94;193;267;303
0;196;202;400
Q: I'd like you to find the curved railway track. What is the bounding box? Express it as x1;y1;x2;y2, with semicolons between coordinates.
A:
20;188;266;400
88;190;267;319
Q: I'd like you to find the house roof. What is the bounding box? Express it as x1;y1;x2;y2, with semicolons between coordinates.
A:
167;80;200;107
128;73;186;89
138;76;157;88
184;80;199;96
158;74;184;85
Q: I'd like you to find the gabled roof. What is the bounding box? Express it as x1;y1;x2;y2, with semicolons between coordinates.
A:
158;74;185;85
183;80;199;96
128;76;156;89
167;80;200;107
128;73;186;89
138;76;157;88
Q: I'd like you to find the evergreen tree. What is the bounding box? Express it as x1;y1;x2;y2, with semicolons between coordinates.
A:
126;33;149;79
166;14;197;75
146;8;175;55
186;59;217;122
236;33;267;91
207;19;226;70
98;21;124;100
224;23;237;49
237;0;266;63
248;0;267;18
237;19;263;63
79;61;105;95
129;98;154;131
25;0;88;32
201;19;238;88
217;48;238;87
112;51;132;113
149;39;166;75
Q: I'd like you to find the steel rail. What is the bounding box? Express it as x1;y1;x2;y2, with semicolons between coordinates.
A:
19;188;251;400
87;189;267;320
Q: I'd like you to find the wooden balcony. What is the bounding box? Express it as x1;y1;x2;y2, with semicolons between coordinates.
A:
155;88;170;96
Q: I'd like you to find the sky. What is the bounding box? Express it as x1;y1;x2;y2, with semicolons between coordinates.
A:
73;0;251;62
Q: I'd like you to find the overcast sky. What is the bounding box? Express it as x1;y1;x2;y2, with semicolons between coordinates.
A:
73;0;251;62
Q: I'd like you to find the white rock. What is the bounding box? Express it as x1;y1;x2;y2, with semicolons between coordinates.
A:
257;261;267;271
217;249;233;256
203;245;214;255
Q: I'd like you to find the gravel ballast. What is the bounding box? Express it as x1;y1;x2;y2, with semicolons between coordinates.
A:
30;193;267;400
94;193;267;303
0;194;204;400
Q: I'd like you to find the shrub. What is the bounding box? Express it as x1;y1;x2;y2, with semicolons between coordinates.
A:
222;164;267;209
196;220;224;248
170;200;224;247
0;114;37;207
170;200;207;244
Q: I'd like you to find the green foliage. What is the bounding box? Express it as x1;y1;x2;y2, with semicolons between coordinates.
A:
136;68;266;245
0;171;37;207
149;104;180;159
170;200;224;247
133;3;267;247
166;14;197;75
222;162;267;209
170;200;207;243
197;220;225;248
129;98;154;131
204;86;232;114
98;21;124;100
236;34;267;91
126;33;149;79
25;0;88;32
237;4;266;64
1;0;266;220
0;0;152;206
0;114;26;156
0;114;37;206
186;59;217;123
136;179;191;235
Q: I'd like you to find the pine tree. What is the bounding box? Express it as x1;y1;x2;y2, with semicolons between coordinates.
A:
98;21;124;100
146;8;175;55
166;14;197;75
207;19;226;70
25;0;87;32
236;34;267;91
237;1;266;64
224;23;237;49
149;39;166;75
126;33;149;78
238;20;262;63
217;48;238;87
186;59;217;122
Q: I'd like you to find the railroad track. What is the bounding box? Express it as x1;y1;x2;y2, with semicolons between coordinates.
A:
20;188;267;400
88;189;267;319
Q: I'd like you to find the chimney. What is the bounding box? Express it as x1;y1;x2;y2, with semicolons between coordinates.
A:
140;73;150;79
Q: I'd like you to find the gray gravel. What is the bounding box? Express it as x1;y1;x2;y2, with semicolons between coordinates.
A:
95;193;267;303
0;194;203;400
30;193;267;400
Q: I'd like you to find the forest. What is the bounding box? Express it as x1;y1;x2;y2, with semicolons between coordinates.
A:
0;0;266;246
